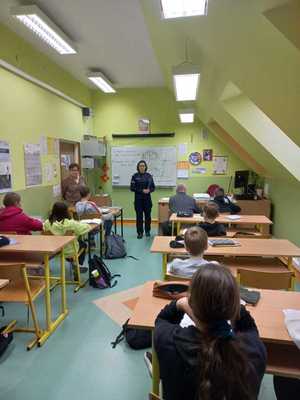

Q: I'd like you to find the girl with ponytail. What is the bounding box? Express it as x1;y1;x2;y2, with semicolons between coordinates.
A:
154;263;266;400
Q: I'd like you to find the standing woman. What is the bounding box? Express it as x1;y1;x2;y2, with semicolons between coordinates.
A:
130;160;155;239
61;163;86;205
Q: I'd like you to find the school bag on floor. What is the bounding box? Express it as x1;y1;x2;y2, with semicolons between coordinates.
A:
0;326;13;358
111;318;151;350
105;232;127;259
89;255;120;289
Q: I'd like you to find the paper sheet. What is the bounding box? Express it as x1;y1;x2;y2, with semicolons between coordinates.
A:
24;144;42;186
178;143;188;156
0;140;12;193
177;169;189;179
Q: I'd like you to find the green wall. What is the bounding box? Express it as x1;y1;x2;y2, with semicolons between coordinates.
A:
92;88;248;219
267;179;300;247
0;65;86;217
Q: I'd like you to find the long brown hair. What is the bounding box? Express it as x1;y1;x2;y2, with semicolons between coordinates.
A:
189;263;252;400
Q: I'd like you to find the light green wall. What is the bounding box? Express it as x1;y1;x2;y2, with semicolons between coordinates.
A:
92;88;248;219
0;23;91;106
267;179;300;247
0;65;86;216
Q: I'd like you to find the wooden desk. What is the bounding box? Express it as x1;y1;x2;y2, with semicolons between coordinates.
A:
169;213;272;235
158;198;272;234
129;281;300;395
0;235;75;347
151;236;300;277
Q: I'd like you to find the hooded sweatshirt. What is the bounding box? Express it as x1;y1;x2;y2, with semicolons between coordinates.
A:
43;218;90;257
154;301;266;400
0;206;43;235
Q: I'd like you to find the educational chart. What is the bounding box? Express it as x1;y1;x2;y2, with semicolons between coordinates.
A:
24;144;42;186
111;146;177;186
0;141;12;192
213;156;228;174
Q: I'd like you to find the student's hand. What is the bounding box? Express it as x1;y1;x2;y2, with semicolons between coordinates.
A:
143;189;150;194
176;297;197;322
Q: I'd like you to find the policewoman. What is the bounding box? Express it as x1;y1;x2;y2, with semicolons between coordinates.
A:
130;160;155;238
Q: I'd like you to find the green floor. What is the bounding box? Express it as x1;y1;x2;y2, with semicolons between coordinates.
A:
0;227;278;399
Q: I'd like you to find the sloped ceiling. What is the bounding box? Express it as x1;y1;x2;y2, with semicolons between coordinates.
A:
141;0;300;181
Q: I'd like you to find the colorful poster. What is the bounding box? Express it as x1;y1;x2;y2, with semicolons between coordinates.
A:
0;140;12;192
203;149;213;161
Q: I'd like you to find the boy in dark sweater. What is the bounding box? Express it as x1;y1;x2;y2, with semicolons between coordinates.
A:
198;201;226;236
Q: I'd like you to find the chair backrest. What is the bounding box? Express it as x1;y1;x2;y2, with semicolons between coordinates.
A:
0;231;17;235
237;268;294;290
79;212;100;220
0;264;24;283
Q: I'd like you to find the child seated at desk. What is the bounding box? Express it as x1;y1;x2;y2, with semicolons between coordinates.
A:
0;192;43;235
154;263;266;400
168;226;214;278
198;202;226;237
76;186;113;236
44;202;90;273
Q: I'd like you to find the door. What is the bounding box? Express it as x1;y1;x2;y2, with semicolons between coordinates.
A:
60;140;81;183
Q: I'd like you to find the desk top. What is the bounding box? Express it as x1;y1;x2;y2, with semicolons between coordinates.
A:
169;213;272;225
0;235;75;255
151;236;300;258
129;281;300;344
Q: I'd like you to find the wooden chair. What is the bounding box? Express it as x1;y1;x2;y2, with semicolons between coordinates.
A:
0;264;45;350
0;231;17;235
42;230;88;293
237;268;295;290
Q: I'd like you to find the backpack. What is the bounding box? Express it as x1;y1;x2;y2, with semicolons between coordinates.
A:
111;318;152;350
89;255;120;289
105;232;127;259
0;326;13;358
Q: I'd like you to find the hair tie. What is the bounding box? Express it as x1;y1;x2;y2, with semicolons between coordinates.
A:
210;320;235;340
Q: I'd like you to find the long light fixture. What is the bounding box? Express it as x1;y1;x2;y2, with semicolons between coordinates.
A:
10;5;76;55
173;63;200;101
161;0;208;19
179;109;195;123
88;72;116;93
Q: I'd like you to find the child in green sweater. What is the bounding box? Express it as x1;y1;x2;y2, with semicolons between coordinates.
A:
44;202;90;272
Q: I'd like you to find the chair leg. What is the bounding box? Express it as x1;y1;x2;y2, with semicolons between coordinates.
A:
21;267;42;350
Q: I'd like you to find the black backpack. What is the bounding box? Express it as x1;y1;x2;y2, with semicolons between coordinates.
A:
105;233;127;259
111;318;152;350
89;255;120;289
0;326;13;357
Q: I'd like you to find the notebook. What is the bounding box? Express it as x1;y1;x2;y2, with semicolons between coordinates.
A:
208;239;240;247
226;215;241;220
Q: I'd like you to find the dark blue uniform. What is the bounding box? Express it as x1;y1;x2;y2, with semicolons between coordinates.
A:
130;172;155;235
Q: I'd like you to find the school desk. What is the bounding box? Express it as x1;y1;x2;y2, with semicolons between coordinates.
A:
158;198;272;227
0;234;75;347
150;236;300;279
128;281;300;396
169;213;272;235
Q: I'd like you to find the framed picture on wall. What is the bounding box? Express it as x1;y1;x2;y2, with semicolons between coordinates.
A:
203;149;213;161
213;156;228;174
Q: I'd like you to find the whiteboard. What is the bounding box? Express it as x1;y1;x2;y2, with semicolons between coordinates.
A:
111;146;177;187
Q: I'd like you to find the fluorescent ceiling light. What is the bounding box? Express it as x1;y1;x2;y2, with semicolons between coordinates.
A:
179;110;195;123
173;64;200;101
161;0;208;19
11;5;76;55
88;73;116;93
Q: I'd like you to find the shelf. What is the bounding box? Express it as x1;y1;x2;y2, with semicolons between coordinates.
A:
112;133;175;138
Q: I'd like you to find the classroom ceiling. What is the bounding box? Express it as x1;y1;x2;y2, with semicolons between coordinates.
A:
0;0;165;88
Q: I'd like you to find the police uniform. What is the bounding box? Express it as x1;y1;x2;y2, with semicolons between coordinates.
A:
130;171;155;236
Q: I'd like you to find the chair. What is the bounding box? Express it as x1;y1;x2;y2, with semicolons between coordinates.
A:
237;268;295;290
42;230;88;293
0;264;45;350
